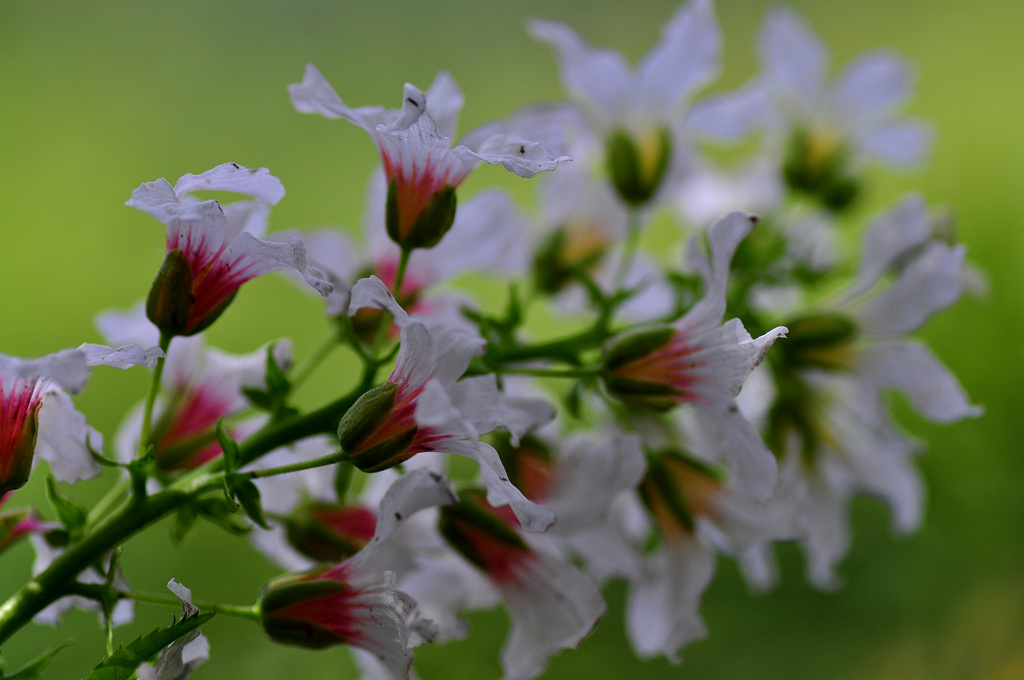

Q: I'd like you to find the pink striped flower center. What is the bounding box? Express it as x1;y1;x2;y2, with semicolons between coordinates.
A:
0;378;45;477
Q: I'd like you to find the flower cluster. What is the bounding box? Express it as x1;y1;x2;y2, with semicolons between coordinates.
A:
0;3;979;680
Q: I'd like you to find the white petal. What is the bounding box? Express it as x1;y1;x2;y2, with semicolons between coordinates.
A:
686;79;770;140
425;71;464;141
682;211;759;328
691;401;778;503
855;242;965;335
126;178;198;224
801;475;850;590
860;119;932;166
443;440;555;533
528;18;634;128
464;133;571;178
859;340;982;423
626;535;713;662
350;275;411;326
288;63;391;133
95;302;160;348
77;343;163;369
499;551;605;680
832;51;914;126
638;0;720;114
758;6;827;114
35;391;102;484
848;194;932;297
0;348;90;394
173;163;285;205
223;232;334;297
363;469;458;552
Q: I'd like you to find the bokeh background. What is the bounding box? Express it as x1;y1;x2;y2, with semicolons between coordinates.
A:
2;0;1022;678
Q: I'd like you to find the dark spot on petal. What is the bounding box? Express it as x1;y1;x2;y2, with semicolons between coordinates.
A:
748;215;759;224
231;162;240;169
499;477;508;483
519;145;525;154
395;512;403;520
406;97;419;107
728;404;738;413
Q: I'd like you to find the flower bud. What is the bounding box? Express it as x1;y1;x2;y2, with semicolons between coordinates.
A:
0;394;41;496
639;453;723;536
284;503;377;564
601;325;681;411
438;494;530;579
532;224;609;294
0;501;41;556
606;127;672;207
258;571;360;649
386;180;458;251
493;433;555;502
337;383;418;473
782;127;859;211
779;313;858;371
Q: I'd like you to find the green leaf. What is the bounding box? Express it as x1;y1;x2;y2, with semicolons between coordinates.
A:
85;613;213;680
227;474;270;530
170;505;198;545
195;498;250;535
264;343;291;396
44;477;86;534
215;419;240;474
3;642;72;680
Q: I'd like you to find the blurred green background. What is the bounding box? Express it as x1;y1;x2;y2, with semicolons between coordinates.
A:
2;0;1022;678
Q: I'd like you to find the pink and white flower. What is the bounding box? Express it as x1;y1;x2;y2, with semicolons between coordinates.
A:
290;67;568;250
0;344;162;492
602;211;787;501
127;163;332;336
341;277;556;533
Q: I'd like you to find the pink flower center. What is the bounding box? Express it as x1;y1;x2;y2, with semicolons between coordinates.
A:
611;334;705;402
311;506;378;546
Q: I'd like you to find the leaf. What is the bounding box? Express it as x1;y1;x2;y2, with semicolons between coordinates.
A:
3;642;72;680
44;476;86;534
85;613;213;680
215;419;240;474
264;343;291;396
170;505;198;545
226;474;270;530
195;498;250;535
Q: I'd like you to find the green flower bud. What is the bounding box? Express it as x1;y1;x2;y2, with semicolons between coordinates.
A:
258;574;355;649
607;127;672;207
146;248;195;337
780;313;858;371
602;326;681;412
531;224;610;295
337;383;419;473
639;453;723;536
284;503;377;564
782;127;859;211
386;180;458;251
438;495;529;577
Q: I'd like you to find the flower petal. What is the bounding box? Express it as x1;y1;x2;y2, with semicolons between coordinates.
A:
173;163;286;205
832;51;914;126
77;343;163;369
758;6;827;114
638;0;720;115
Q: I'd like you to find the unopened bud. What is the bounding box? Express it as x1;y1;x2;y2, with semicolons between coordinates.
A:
439;495;529;577
258;573;355;649
532;225;609;294
639;453;723;536
780;313;857;370
493;433;555;502
0;401;40;496
602;326;681;411
782;127;859;211
337;383;418;473
284;503;376;563
386;180;458;251
607;127;672;207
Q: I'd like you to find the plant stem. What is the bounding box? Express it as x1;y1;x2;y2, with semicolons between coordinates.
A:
118;591;259;622
613;208;642;291
496;366;602;379
246;451;351;480
139;333;172;459
84;477;130;532
290;330;340;391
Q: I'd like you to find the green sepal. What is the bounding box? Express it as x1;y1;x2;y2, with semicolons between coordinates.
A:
438;496;528;574
602;325;675;372
85;612;214;680
2;641;73;680
216;419;240;474
194;497;251;535
780;313;858;371
146;248;194;338
170;504;199;545
44;476;87;536
386;180;458;250
226;474;270;530
242;344;295;419
606;127;672;207
284;503;365;563
258;578;351;649
639;455;696;534
127;446;154;502
333;462;354;502
337;383;398;454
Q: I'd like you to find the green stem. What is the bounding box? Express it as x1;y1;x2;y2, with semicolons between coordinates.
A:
0;472;222;644
369;247;412;362
496;366;602;379
613;208;642;291
290;330;341;391
139;333;172;459
84;477;131;532
118;591;259;622
246;450;351;480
